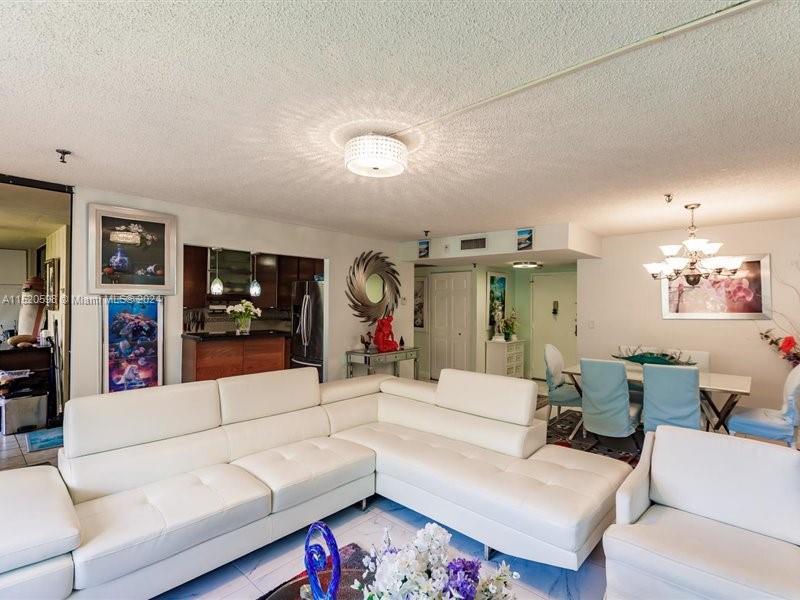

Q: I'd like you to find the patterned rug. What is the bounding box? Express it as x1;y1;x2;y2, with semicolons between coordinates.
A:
547;409;640;466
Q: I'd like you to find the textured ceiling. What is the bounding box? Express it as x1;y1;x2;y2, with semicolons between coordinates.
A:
0;183;70;249
1;1;798;241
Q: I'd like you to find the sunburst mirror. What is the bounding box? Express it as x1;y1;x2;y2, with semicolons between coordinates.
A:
345;251;401;323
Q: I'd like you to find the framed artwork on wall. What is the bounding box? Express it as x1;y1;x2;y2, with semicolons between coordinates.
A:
414;277;427;330
88;204;177;295
517;228;534;251
418;239;430;259
661;254;772;320
487;272;507;328
44;258;60;310
102;296;164;393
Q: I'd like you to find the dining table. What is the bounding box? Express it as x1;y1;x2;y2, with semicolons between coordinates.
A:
562;363;752;433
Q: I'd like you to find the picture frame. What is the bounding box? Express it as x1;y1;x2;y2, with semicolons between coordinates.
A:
44;257;60;310
517;228;534;251
661;254;772;320
102;296;164;393
414;277;427;331
418;239;430;259
88;204;177;295
487;272;507;328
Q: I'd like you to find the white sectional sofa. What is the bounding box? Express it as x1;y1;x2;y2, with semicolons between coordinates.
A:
0;367;632;599
604;425;800;600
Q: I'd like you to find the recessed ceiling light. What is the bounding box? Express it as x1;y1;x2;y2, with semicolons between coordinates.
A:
344;134;407;178
512;261;541;269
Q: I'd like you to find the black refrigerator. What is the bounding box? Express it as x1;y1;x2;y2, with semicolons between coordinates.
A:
290;281;324;382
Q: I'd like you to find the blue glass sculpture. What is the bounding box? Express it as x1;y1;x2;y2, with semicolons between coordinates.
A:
109;245;130;272
304;521;341;600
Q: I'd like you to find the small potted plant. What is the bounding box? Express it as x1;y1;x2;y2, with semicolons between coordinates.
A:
225;299;262;335
502;308;519;341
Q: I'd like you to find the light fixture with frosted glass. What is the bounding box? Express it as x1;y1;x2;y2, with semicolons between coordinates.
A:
210;248;224;296
642;201;743;286
249;254;261;297
344;134;408;178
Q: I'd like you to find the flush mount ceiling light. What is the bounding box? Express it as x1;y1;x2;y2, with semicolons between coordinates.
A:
513;261;541;269
344;134;408;178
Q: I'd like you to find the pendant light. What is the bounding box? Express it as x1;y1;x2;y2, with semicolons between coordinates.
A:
249;254;261;297
210;248;224;295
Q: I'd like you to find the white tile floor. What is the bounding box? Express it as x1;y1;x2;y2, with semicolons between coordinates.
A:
157;496;606;600
0;432;60;470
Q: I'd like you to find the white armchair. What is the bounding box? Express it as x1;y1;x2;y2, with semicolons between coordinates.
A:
604;426;800;600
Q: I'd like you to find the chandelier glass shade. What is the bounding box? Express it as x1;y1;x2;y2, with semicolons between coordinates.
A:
210;248;224;296
643;203;743;286
345;134;408;178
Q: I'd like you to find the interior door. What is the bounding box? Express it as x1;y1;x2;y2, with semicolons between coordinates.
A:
530;272;577;379
430;272;471;379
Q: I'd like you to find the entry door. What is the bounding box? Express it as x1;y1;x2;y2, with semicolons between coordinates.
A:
430;272;471;379
531;272;577;379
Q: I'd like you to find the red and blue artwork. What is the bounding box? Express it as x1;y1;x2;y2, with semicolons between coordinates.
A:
105;298;162;393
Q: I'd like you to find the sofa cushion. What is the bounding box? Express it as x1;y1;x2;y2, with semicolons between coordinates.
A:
604;504;800;599
232;437;375;512
650;425;800;545
436;369;537;426
72;464;269;589
378;394;546;458
336;422;629;551
324;394;380;435
379;378;437;404
217;367;320;425
0;466;80;575
0;554;74;600
320;374;395;404
64;381;221;458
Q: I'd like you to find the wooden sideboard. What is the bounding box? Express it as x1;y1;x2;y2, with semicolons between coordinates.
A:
182;332;290;382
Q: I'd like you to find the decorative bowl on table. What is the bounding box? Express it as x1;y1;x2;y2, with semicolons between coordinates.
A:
612;347;696;367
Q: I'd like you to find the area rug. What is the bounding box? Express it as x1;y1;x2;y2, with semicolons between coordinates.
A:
259;542;369;599
24;427;63;452
547;409;640;466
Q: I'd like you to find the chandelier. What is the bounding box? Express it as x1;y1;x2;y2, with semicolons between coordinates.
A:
344;134;408;178
643;203;743;287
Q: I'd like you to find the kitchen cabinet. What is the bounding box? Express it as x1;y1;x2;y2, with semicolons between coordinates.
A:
277;255;299;310
253;253;278;309
183;245;208;309
181;332;290;382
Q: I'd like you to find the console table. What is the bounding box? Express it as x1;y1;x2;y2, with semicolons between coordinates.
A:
345;347;420;379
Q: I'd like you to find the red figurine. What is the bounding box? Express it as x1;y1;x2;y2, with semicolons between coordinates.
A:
373;316;399;352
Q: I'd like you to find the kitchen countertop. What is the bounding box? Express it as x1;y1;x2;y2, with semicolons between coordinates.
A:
182;330;291;341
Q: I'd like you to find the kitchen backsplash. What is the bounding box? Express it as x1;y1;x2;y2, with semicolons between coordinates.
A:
183;308;292;333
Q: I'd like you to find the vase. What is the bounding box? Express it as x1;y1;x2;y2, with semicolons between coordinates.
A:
235;317;251;335
510;334;518;341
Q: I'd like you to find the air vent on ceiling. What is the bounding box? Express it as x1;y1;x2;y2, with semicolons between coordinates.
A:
460;237;487;251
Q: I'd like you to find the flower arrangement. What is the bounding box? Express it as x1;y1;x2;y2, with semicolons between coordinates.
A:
760;329;800;367
353;523;519;600
501;308;519;341
225;299;261;335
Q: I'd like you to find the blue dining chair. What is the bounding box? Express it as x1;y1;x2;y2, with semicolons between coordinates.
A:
642;364;701;432
727;364;800;448
544;344;582;421
580;359;642;442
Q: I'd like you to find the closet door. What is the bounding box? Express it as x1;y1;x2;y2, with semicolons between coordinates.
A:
429;272;471;379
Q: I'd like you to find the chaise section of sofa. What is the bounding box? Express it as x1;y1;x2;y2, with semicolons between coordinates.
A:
323;369;631;570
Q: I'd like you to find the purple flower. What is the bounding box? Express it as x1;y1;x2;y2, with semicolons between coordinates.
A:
446;558;481;599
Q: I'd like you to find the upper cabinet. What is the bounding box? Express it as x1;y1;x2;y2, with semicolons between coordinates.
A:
183;245;208;309
253;253;278;309
277;255;299;310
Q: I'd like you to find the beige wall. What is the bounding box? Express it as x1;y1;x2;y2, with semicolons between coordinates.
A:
578;216;800;407
0;248;26;332
70;187;413;398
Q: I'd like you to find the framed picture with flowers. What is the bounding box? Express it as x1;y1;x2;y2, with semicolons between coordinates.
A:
661;254;772;319
88;204;177;295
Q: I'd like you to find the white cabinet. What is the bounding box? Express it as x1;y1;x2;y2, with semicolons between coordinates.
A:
485;340;525;378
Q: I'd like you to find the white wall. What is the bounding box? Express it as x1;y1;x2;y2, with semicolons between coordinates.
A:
0;249;26;332
578;217;800;407
46;225;70;400
70;187;413;398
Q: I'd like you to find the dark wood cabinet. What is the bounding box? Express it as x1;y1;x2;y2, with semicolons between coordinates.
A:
253;253;278;309
183;245;208;309
299;257;324;281
277;255;299;310
182;334;289;382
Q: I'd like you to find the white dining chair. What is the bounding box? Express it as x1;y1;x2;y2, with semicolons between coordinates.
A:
727;364;800;448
